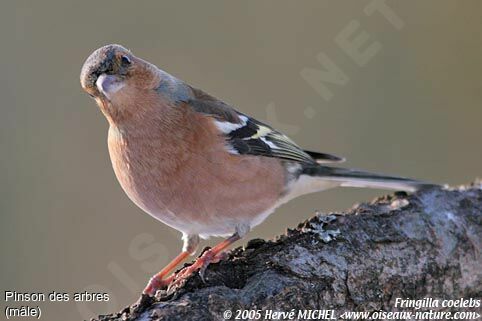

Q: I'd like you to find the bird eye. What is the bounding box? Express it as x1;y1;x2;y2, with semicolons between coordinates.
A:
120;55;131;66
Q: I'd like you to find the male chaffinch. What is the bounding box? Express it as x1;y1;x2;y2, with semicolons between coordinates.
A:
80;44;435;296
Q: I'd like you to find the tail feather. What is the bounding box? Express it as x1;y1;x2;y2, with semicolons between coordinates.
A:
302;166;437;192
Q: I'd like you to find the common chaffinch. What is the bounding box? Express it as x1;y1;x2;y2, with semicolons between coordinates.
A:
80;44;435;296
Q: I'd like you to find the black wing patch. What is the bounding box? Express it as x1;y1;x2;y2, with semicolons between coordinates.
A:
184;86;344;164
225;116;318;164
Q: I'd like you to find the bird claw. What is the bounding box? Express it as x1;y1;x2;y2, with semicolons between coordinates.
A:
198;267;208;283
143;244;232;293
167;276;187;291
143;274;174;296
198;249;222;282
169;248;229;287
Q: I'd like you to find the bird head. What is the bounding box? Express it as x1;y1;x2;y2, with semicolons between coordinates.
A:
81;44;193;126
80;44;162;122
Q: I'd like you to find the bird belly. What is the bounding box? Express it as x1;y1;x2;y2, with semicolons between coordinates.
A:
108;130;287;238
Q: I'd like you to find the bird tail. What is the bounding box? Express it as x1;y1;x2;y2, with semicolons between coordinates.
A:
302;166;437;192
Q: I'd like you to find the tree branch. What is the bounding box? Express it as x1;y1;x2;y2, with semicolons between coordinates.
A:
94;183;482;321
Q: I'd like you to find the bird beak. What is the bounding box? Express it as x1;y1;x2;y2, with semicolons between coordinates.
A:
96;74;125;100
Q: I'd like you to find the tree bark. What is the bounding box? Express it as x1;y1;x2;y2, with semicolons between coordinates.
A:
94;183;482;321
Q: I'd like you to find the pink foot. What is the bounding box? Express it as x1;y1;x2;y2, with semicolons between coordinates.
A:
170;248;228;287
143;274;175;296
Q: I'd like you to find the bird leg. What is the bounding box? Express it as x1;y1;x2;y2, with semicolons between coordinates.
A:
172;232;242;285
143;234;200;296
143;250;190;295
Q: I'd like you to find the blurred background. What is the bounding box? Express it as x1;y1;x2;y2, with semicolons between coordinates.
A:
2;1;481;320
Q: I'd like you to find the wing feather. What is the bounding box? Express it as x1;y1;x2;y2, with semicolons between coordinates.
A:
184;86;344;164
